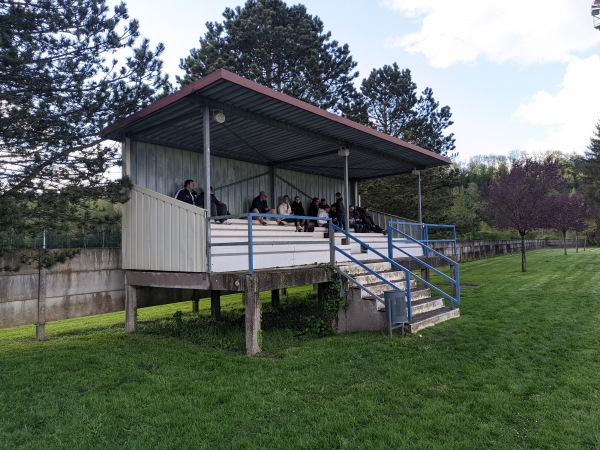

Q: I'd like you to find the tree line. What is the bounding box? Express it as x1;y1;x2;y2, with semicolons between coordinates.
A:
1;0;598;269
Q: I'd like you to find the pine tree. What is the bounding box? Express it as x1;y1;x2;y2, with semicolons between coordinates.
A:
358;64;455;156
178;0;359;113
0;0;169;258
582;121;600;210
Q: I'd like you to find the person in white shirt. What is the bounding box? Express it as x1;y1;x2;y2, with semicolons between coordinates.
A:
277;194;294;226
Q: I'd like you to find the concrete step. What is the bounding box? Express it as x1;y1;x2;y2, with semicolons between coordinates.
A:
211;235;345;245
211;243;351;256
210;245;352;272
338;261;392;275
406;307;460;334
411;297;445;315
351;270;406;286
354;279;419;299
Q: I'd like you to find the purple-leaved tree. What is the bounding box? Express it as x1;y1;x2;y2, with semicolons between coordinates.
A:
484;158;565;272
547;192;593;255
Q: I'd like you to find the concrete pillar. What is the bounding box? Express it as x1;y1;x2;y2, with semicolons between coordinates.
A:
192;289;199;314
211;290;221;320
271;289;280;308
36;267;47;341
244;275;261;356
125;284;138;333
421;268;430;283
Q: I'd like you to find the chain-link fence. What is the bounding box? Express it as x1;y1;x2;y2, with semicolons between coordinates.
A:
0;224;121;250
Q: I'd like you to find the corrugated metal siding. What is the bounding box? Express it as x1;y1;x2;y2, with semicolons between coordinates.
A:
123;185;206;272
130;142;345;216
275;168;343;208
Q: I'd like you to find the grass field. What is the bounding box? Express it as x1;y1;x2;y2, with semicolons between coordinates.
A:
1;248;599;449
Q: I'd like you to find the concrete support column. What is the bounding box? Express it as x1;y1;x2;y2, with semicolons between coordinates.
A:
271;289;280;308
36;267;47;341
244;275;261;356
421;268;430;283
125;284;138;333
210;290;221;320
192;289;199;314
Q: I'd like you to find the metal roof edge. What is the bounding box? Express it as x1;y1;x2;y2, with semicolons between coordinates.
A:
99;68;451;166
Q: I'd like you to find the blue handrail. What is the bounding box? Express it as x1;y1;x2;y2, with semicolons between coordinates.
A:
208;213;459;319
329;224;413;322
387;221;460;308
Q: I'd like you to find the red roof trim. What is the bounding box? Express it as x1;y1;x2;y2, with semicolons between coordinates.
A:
100;68;451;165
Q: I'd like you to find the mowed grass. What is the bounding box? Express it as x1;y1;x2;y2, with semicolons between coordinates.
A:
1;248;599;449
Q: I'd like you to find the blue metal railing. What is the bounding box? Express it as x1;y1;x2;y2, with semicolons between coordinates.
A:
387;221;460;309
422;223;457;257
328;224;413;322
206;213;460;320
207;212;330;274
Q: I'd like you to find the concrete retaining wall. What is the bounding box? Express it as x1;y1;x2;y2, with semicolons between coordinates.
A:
0;249;194;329
0;239;587;329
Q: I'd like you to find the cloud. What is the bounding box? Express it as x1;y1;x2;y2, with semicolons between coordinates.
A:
514;56;600;153
381;0;600;67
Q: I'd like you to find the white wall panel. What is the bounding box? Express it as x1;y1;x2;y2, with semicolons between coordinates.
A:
123;185;206;272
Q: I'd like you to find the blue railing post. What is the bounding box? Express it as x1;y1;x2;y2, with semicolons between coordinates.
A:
329;219;335;266
404;269;412;322
423;224;429;257
387;220;393;260
452;225;457;257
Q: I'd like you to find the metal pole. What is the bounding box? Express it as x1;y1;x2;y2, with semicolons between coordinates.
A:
344;152;350;233
417;170;423;224
203;106;212;272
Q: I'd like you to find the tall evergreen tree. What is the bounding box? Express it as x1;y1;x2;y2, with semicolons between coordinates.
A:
178;0;359;113
0;0;169;256
358;64;455;156
582;121;600;210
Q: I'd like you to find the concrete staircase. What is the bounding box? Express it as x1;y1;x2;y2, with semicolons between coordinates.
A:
337;261;460;334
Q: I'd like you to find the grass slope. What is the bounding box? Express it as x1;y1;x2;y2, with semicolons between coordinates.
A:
1;248;599;449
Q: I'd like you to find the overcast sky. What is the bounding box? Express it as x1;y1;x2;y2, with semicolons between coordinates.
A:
114;0;600;162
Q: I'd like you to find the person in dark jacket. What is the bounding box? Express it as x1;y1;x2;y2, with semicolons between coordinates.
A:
199;186;229;223
333;192;346;230
348;205;365;233
249;191;277;225
361;206;387;235
291;195;308;232
175;179;200;206
307;197;320;230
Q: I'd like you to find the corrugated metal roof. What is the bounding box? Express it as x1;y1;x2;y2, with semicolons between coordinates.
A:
100;69;451;180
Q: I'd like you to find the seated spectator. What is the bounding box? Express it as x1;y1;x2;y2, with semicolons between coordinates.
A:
307;197;320;230
174;179;200;206
277;195;295;227
317;204;330;228
249;191;278;226
291;195;308;232
361;206;387;235
348;205;365;233
199;186;230;224
329;204;341;228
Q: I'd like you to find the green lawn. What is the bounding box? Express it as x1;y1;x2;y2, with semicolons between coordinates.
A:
1;248;599;449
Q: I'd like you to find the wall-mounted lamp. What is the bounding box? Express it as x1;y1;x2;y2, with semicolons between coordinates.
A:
212;110;226;124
